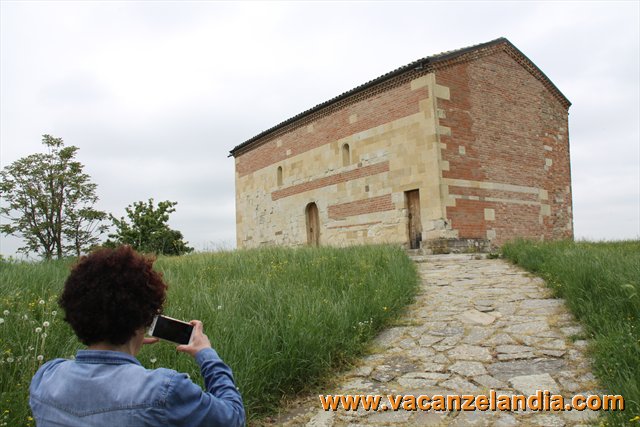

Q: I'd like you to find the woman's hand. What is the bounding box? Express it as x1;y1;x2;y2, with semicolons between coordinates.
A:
176;320;212;357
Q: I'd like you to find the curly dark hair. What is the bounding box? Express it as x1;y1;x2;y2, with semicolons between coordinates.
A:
59;246;167;346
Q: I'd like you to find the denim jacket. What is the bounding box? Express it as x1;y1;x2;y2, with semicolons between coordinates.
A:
29;348;245;426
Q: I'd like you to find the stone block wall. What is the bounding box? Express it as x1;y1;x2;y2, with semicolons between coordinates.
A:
234;72;456;248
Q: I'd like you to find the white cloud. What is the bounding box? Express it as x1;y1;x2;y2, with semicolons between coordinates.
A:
1;1;638;257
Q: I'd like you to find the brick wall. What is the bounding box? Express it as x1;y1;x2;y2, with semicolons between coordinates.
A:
328;194;395;220
436;50;573;245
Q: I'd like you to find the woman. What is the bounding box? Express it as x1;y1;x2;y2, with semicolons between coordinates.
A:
29;246;245;426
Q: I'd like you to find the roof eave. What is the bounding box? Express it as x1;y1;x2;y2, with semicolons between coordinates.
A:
229;37;571;157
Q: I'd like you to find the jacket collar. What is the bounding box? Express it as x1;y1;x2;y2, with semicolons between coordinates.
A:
75;350;142;366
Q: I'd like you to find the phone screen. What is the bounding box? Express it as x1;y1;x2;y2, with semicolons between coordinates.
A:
151;316;193;345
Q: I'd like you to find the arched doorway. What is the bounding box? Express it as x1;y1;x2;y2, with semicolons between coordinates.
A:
305;202;320;246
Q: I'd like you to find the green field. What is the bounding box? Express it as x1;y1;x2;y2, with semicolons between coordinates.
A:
502;239;640;426
0;245;419;426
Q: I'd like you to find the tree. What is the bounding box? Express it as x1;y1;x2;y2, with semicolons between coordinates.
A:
0;135;108;259
106;199;193;256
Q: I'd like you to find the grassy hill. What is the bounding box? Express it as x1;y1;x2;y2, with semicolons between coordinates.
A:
0;244;419;425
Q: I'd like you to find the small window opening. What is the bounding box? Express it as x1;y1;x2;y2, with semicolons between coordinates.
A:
277;166;283;186
342;143;351;167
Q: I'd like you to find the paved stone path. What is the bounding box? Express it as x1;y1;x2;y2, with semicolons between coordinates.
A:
263;254;601;426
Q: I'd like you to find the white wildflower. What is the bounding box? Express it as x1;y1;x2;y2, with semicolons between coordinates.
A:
2;310;8;316
22;314;28;320
0;318;4;325
51;311;57;316
6;357;14;363
38;300;45;305
35;327;42;333
43;321;50;328
37;355;44;361
150;357;157;364
217;305;223;310
42;333;47;338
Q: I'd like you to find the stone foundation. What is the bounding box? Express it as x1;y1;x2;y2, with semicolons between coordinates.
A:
422;238;493;254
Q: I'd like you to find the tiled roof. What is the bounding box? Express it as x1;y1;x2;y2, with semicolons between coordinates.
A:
229;37;570;157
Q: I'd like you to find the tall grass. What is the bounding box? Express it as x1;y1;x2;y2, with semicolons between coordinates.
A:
502;239;640;426
0;244;418;425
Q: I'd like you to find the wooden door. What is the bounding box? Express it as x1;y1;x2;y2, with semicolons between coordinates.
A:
306;203;320;246
406;190;422;249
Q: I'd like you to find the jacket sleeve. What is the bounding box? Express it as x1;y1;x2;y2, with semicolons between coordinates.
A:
164;348;245;427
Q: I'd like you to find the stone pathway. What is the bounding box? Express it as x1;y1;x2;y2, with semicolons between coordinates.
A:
262;254;601;426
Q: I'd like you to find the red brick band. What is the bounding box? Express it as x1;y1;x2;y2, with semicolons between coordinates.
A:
271;161;389;201
326;221;383;229
328;194;395;220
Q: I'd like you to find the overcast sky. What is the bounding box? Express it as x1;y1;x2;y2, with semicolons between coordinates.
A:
1;1;638;257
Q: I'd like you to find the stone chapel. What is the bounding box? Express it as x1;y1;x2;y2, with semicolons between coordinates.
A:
229;38;573;251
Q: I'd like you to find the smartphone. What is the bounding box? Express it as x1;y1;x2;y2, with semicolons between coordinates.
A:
148;315;194;345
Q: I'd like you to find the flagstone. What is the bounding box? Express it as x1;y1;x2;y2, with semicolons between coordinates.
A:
472;374;508;389
509;373;560;395
460;309;496;325
418;335;444;346
448;344;492;362
449;361;487;377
